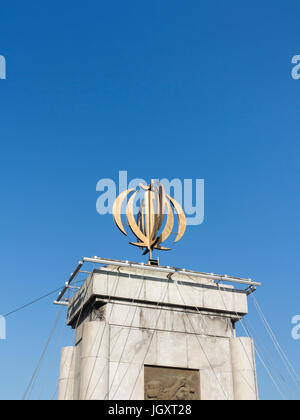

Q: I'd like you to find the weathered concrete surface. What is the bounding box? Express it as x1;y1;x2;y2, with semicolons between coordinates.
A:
107;326;235;400
67;265;248;326
230;337;258;400
106;302;235;338
79;321;109;400
58;346;75;400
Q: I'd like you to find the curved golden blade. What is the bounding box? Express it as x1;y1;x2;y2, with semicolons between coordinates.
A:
150;189;156;240
136;198;146;237
156;199;174;246
154;245;171;251
144;189;152;245
137;209;143;239
167;195;186;242
112;188;135;236
126;191;148;244
139;183;151;191
156;183;166;232
141;200;146;236
130;241;149;248
151;182;165;241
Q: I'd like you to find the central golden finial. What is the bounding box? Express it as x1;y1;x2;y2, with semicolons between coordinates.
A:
112;180;186;261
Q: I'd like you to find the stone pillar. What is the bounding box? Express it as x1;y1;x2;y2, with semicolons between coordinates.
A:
79;321;109;400
58;346;75;400
230;337;258;400
61;263;259;400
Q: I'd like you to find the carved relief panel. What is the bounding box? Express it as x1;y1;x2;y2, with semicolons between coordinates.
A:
144;366;200;400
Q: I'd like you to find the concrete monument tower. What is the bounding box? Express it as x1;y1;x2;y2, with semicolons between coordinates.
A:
56;181;260;400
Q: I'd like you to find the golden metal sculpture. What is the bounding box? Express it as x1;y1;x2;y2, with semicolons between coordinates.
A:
113;180;186;260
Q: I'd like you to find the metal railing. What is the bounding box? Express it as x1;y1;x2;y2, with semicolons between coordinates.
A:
54;256;261;306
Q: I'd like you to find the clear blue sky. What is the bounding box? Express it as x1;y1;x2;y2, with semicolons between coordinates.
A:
0;1;299;400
